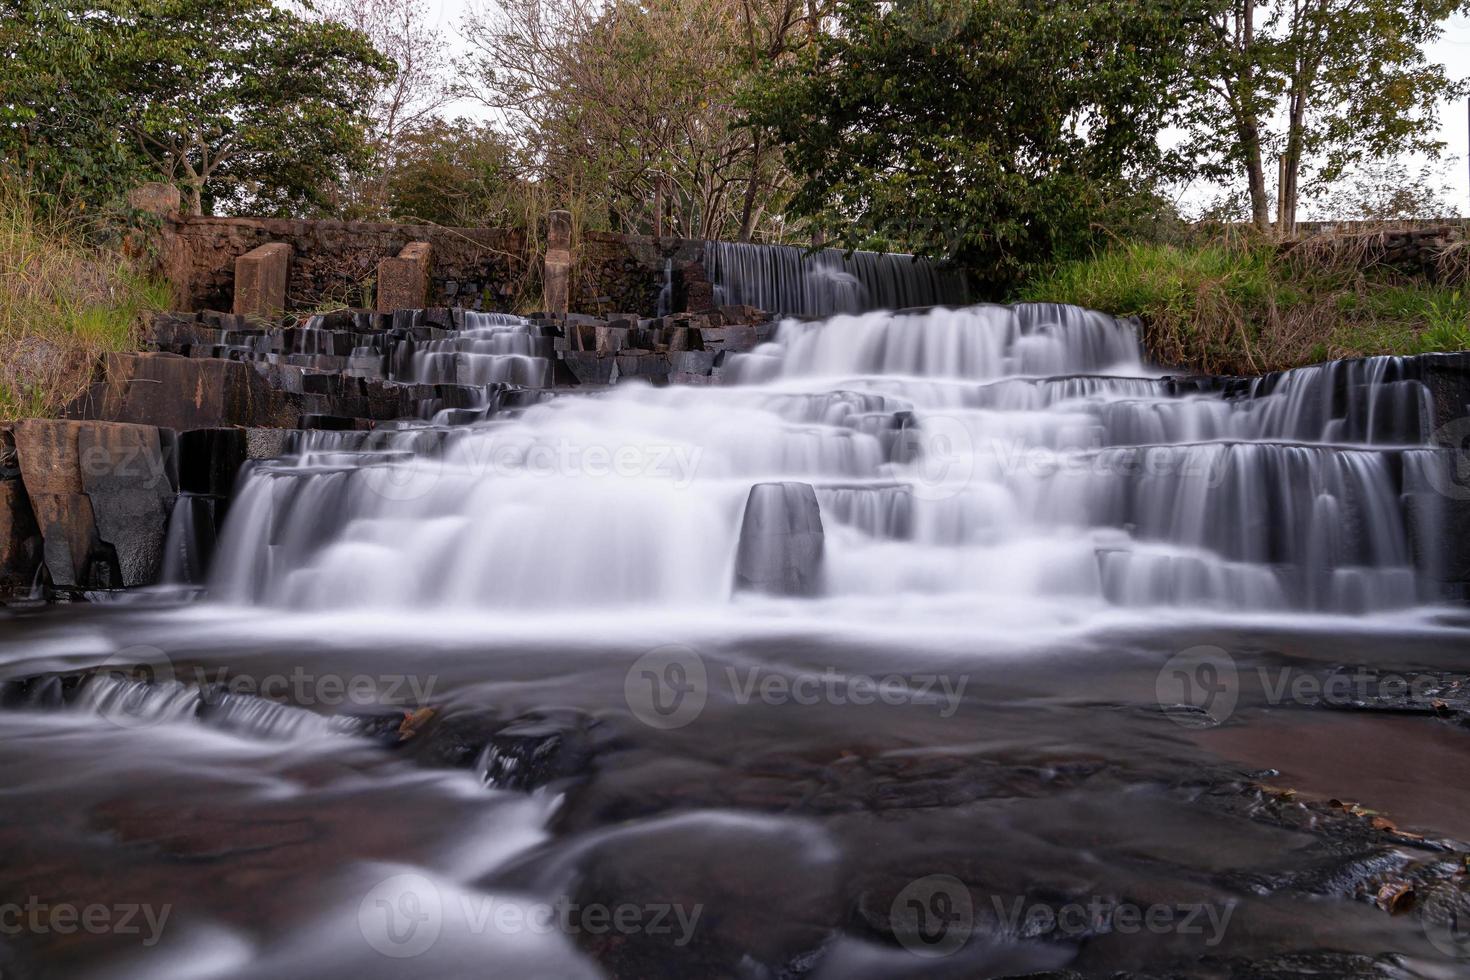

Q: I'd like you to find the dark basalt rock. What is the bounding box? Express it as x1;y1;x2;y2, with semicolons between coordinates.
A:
76;423;175;587
733;481;824;596
476;708;601;790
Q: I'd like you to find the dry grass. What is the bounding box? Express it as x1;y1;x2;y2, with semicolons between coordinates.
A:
0;181;172;420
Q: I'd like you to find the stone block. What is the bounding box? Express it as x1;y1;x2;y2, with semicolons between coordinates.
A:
377;242;432;313
233;242;291;319
68;353;300;430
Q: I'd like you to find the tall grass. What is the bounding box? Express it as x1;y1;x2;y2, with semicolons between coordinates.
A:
0;180;172;420
1023;239;1470;374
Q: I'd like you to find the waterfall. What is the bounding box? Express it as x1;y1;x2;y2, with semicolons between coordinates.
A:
206;303;1454;619
704;241;969;316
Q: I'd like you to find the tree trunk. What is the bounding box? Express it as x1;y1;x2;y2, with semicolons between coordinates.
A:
1238;0;1270;232
739;133;763;242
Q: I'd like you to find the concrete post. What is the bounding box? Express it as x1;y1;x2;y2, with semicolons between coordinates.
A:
377;241;432;312
543;209;572;318
233;243;291;319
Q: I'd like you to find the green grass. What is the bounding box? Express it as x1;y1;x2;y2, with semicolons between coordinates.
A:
1022;240;1470;374
0;180;172;420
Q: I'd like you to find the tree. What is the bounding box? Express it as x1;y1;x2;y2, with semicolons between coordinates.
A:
0;0;145;208
1187;0;1470;234
461;0;816;240
0;0;392;215
1328;157;1462;220
384;118;524;226
318;0;455;218
110;0;393;215
752;0;1207;291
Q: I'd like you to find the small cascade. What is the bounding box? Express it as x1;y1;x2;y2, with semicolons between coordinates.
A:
399;312;555;388
69;672;362;740
705;240;969;316
205;302;1459;619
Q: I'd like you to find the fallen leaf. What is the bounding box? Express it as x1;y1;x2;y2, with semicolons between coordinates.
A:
1374;881;1415;914
398;707;436;740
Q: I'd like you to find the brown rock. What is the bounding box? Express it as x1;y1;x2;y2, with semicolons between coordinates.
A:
233;242;291;319
376;241;432;313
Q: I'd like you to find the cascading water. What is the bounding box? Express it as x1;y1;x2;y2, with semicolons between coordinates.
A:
207;303;1452;620
705;240;970;316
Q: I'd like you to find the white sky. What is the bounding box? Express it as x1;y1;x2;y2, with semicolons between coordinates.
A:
421;0;1470;215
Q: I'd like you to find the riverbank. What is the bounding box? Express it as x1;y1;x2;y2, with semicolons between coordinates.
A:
1022;230;1470;375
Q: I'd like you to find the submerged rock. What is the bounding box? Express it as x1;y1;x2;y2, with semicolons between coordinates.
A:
733;481;824;596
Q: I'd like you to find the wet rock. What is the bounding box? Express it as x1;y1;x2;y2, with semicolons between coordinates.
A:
733;482;824;596
76;423;175;587
562;351;618;385
29;491;109;588
245;428;292;460
476;708;601;790
560;812;844;980
0;478;42;591
177;428;248;496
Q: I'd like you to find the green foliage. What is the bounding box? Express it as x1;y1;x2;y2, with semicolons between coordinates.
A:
750;0;1206;291
1185;0;1470;229
384;119;522;227
0;0;393;215
1023;239;1470;373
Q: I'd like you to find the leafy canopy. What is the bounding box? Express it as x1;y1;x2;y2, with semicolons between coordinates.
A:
751;0;1209;291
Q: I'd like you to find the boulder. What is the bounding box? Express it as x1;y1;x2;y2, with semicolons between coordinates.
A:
733;482;824;596
76;423;175;587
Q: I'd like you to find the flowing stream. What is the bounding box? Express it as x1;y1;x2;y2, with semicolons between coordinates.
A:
3;298;1470;980
209;303;1451;624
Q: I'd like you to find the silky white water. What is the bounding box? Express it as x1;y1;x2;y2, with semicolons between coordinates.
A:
209;303;1450;619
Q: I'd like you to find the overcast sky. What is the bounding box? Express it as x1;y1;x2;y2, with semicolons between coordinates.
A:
421;0;1470;216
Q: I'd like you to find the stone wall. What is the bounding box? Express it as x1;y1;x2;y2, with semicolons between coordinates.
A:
1280;224;1468;283
163;216;530;313
572;232;713;315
